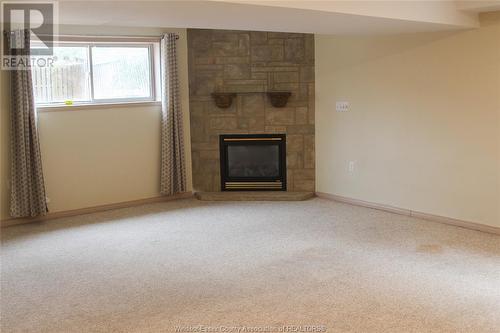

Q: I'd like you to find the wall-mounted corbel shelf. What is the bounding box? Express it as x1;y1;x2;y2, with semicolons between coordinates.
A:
267;91;292;108
211;93;237;109
211;91;292;109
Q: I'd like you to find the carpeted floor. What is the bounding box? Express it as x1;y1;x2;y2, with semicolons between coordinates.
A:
1;198;499;333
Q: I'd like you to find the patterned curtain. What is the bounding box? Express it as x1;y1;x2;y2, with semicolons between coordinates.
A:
7;30;48;217
160;33;186;195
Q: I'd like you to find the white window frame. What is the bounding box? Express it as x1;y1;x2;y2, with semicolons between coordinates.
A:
32;36;160;109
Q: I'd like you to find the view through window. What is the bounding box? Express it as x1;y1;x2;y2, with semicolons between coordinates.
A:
31;42;155;105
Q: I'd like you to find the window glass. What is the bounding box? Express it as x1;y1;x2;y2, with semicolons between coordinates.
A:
31;42;155;106
32;46;90;104
91;46;152;100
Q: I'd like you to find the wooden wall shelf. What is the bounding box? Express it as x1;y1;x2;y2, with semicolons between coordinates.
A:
211;93;237;109
211;91;292;109
267;91;292;108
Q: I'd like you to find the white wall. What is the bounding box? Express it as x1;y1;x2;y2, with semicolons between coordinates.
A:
315;12;500;228
0;26;192;219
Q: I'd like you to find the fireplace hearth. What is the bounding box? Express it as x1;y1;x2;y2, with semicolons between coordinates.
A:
219;134;287;191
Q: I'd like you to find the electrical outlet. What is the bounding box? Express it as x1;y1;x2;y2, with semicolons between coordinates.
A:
348;161;355;175
336;101;349;112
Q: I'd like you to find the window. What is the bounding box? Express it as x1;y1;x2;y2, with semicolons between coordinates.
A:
31;40;156;106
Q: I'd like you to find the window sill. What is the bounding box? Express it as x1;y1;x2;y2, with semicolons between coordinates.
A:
36;101;161;112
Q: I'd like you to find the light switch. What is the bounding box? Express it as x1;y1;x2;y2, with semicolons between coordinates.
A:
336;101;349;112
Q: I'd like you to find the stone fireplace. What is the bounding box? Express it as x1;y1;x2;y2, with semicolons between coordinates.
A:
188;29;314;192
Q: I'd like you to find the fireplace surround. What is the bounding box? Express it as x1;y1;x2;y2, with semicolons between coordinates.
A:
188;29;315;192
220;134;287;191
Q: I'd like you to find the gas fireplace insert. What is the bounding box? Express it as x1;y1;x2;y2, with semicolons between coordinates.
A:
219;134;287;191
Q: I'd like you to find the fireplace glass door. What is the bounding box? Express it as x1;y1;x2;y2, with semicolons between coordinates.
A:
220;134;286;191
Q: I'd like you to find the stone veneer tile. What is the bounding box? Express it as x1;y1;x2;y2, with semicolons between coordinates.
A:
215;57;250;64
188;29;315;192
308;83;315;124
304;35;315;64
287;151;303;169
274;71;299;83
284;38;305;62
224;84;267;93
224;64;251;79
293;179;315;192
212;31;239;42
273;82;299;91
191;142;219;151
212;41;240;56
250;32;268;45
287;169;294;190
251;45;284;62
251;72;267;80
251;66;298;72
209;116;238;130
295;107;308;125
195;57;216;65
300;66;315;82
265;126;287;133
238;34;250;56
241;94;265;115
268;39;285;45
199;150;220;160
238;117;265;131
190;115;208;143
303;135;315;169
287;134;304;152
268;32;303;39
293;169;315;180
286;125;315;134
265;108;296;125
225;79;267;85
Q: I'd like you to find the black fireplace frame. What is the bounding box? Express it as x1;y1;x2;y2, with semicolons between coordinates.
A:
219;134;287;191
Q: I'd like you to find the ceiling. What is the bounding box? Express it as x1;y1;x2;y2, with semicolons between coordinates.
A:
22;0;500;35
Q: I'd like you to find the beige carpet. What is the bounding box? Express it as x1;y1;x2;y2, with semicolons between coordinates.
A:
1;198;499;333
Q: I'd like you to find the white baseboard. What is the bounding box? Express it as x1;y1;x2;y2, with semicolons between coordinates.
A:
0;192;194;228
4;191;498;236
315;192;500;236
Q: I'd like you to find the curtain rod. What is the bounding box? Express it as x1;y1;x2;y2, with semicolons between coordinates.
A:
54;34;179;40
3;31;179;40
